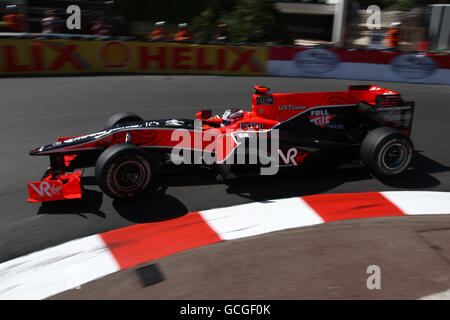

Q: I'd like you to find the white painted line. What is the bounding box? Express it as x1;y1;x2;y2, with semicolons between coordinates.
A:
381;191;450;215
199;197;324;240
419;289;450;300
0;235;120;300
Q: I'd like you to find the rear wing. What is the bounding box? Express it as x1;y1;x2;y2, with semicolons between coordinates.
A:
349;84;414;136
359;93;415;136
374;94;414;136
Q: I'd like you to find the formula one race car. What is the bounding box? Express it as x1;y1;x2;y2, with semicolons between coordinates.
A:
28;84;415;202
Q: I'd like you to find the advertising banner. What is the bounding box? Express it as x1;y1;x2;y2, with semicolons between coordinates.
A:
268;47;450;85
0;38;269;76
1;38;448;85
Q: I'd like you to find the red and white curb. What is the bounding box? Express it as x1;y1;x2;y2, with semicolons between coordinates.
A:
1;191;450;300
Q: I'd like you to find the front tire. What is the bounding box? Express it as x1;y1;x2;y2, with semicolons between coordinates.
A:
360;127;413;177
95;144;152;199
105;112;143;129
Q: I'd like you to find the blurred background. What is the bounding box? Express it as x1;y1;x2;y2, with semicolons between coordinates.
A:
0;0;449;52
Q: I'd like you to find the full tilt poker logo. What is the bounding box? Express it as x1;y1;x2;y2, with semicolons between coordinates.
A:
309;109;335;128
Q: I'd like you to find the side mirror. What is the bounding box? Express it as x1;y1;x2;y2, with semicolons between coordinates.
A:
196;109;212;119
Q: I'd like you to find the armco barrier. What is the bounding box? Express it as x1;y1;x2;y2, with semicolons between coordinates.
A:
0;38;268;76
268;47;450;85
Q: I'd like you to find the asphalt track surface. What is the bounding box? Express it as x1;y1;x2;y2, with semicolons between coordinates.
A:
1;75;450;298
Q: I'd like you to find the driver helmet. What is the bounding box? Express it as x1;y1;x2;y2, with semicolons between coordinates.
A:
222;108;244;126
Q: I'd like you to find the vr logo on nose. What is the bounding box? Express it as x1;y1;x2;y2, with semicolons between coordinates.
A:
29;181;63;198
29;181;52;197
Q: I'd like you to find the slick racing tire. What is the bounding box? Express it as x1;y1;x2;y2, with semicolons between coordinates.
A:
105;112;143;129
95;144;152;199
360;127;413;177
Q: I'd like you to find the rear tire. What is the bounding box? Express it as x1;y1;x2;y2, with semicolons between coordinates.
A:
95;144;152;199
360;127;413;177
105;112;143;129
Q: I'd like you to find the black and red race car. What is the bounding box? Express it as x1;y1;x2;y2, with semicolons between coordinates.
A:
28;84;415;202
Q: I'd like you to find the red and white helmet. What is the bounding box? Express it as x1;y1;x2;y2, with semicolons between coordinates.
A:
222;108;244;126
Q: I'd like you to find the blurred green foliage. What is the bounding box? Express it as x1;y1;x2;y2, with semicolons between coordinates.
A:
220;0;285;43
190;0;236;42
112;0;287;44
192;0;286;43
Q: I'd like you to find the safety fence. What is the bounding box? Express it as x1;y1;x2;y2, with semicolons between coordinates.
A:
0;36;449;85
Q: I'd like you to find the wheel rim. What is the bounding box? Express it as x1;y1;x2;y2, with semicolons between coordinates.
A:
113;160;146;192
379;141;409;171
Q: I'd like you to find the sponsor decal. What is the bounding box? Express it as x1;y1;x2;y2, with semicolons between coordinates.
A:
309;109;335;128
325;123;344;129
233;132;250;139
278;148;308;166
29;181;63;198
376;107;413;128
61;124;140;145
2;40;89;72
63;130;113;143
381;114;412;121
145;121;160;127
293;49;339;74
0;40;267;75
256;96;273;105
165;119;185;126
391;54;436;79
240;122;264;130
279;105;307;111
138;45;266;73
99;41;132;70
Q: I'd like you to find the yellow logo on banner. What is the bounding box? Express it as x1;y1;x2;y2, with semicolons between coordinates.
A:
99;41;132;69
